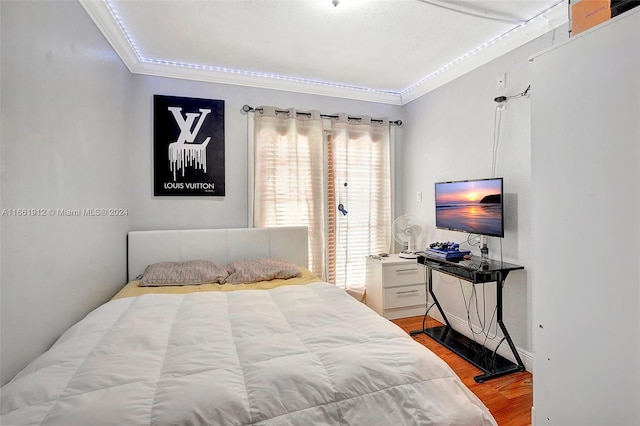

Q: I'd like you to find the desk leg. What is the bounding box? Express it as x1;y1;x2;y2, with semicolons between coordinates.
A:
408;267;526;382
473;272;525;382
427;266;451;328
410;266;450;337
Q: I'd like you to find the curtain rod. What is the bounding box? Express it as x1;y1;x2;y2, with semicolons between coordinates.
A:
241;105;402;127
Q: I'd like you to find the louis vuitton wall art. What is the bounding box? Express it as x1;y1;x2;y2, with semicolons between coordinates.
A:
153;95;225;196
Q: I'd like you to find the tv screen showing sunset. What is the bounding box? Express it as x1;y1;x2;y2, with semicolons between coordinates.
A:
435;178;503;237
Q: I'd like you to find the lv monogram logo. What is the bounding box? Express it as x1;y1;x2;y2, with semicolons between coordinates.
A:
168;107;212;144
167;107;212;181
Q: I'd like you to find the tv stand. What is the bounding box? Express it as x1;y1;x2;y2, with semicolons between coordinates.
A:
410;253;525;382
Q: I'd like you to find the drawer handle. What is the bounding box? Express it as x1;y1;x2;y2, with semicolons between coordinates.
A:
395;268;418;273
396;289;419;295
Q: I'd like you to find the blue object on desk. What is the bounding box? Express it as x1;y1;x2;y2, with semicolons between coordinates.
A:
424;247;470;260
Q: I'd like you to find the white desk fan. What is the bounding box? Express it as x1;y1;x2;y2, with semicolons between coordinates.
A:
393;215;424;259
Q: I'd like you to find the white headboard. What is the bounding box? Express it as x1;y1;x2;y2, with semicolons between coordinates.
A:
127;226;309;280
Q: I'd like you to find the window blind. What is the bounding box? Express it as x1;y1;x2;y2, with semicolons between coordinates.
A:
253;107;391;288
329;117;391;288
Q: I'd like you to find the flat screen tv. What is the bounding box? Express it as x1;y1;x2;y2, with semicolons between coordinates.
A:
435;177;504;238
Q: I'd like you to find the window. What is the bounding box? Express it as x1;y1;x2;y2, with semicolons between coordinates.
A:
328;117;391;288
252;107;391;289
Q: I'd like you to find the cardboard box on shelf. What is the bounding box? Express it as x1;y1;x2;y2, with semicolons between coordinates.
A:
570;0;640;36
570;0;611;36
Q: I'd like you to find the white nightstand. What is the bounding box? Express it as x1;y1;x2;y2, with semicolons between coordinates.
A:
365;254;426;320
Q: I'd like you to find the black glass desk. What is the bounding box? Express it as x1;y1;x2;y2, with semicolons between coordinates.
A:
410;253;525;382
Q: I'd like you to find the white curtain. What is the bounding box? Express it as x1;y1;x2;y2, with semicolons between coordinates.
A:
329;114;391;289
252;106;392;289
253;106;327;279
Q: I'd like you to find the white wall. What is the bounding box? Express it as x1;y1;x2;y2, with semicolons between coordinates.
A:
0;0;132;385
531;10;639;425
399;29;567;368
128;75;403;231
0;1;403;384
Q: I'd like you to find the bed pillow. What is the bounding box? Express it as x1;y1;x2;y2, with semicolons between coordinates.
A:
224;258;302;284
140;259;229;286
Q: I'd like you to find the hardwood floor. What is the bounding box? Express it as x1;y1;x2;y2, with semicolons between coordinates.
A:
392;315;533;426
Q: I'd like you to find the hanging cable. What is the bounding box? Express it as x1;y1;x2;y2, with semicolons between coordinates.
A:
491;84;530;177
495;85;531;103
459;280;479;344
460;280;500;343
491;104;504;178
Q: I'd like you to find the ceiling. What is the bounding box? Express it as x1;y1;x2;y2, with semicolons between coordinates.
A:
80;0;568;105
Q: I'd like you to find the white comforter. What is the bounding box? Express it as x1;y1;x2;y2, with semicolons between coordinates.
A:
1;282;496;425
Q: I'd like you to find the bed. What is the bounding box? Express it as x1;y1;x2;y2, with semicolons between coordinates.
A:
1;226;497;425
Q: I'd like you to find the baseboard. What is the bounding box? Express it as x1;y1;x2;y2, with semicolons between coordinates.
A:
531;406;537;425
427;310;533;373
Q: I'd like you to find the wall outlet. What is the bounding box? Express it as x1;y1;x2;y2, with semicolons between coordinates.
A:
417;191;422;202
497;72;506;90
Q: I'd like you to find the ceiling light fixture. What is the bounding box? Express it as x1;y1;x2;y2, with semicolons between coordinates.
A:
332;0;339;7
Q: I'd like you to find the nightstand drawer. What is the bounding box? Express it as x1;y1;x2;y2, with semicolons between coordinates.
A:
383;284;425;309
382;264;422;288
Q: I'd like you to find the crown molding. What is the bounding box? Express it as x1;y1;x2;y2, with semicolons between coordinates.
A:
400;1;568;104
79;0;139;72
79;0;403;104
80;0;568;106
132;61;404;105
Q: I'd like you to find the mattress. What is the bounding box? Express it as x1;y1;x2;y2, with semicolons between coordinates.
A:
1;282;497;425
